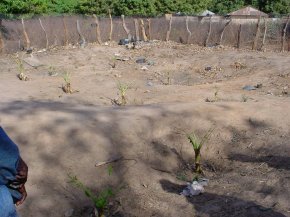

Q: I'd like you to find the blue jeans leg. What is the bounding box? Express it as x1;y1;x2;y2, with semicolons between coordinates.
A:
0;185;19;217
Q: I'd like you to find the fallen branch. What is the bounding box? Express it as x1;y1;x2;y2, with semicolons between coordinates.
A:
95;156;137;167
95;156;123;167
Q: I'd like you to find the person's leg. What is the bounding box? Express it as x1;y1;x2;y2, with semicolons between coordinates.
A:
0;185;19;217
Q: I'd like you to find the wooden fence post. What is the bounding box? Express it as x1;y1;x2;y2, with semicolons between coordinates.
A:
261;18;268;50
0;30;4;53
121;15;132;40
62;16;68;46
147;19;151;40
108;9;113;41
93;14;102;44
219;19;231;45
21;18;31;50
134;19;140;41
205;16;212;47
76;19;86;47
166;16;172;41
39;18;49;49
252;16;261;50
185;16;192;44
140;19;147;41
282;16;290;52
237;24;242;49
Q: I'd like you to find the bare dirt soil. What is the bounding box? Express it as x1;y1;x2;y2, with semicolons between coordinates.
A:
0;42;290;217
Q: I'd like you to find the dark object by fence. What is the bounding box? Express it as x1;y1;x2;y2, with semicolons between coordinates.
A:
119;38;130;45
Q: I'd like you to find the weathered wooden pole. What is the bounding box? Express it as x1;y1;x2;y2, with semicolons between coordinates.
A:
121;15;132;40
140;19;147;41
108;9;113;41
39;18;49;49
0;31;4;53
237;24;242;49
134;19;140;41
261;18;268;50
76;19;86;47
93;14;102;44
252;16;261;50
147;19;151;40
219;19;231;45
21;18;31;50
166;16;172;41
62;16;69;46
185;16;192;44
282;16;290;52
205;16;212;47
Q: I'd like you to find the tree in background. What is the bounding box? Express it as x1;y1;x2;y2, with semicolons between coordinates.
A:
0;0;289;17
0;0;49;15
48;0;78;14
210;0;245;14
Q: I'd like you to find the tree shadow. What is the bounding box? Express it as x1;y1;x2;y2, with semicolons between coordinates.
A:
0;100;199;217
160;179;287;217
229;153;290;171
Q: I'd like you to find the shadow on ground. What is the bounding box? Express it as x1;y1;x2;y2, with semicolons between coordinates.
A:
160;179;287;217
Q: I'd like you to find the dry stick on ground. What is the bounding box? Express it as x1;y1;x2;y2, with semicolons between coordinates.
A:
281;16;290;52
134;19;140;41
121;15;132;40
140;19;148;41
252;16;261;50
21;18;30;50
166;16;173;41
219;19;231;45
92;14;102;44
108;9;113;41
95;156;137;167
76;19;86;47
205;16;212;47
39;18;49;49
62;16;68;46
147;19;151;40
185;16;192;44
237;24;242;49
261;18;268;50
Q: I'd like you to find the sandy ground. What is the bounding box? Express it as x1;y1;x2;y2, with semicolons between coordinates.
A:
0;42;290;217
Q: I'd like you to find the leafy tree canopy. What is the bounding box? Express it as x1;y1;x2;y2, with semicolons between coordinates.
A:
0;0;289;17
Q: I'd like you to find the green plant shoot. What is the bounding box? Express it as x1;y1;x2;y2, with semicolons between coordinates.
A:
187;127;214;174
